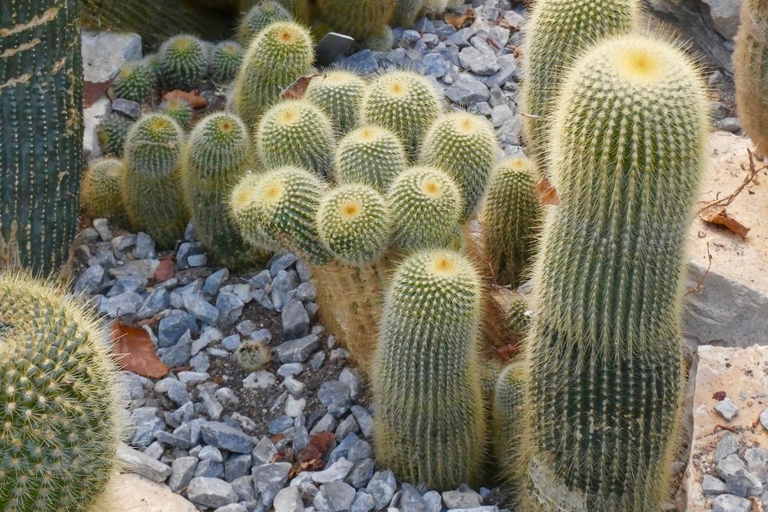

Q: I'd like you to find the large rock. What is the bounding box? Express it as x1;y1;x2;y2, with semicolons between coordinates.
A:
83;96;111;160
97;473;196;512
701;0;741;39
82;30;142;84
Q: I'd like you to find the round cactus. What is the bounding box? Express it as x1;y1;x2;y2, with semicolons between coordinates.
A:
373;249;486;490
142;53;163;90
229;173;280;251
361;70;442;157
314;0;396;41
160;97;194;130
317;184;391;266
422;0;449;13
81;158;129;226
334;125;408;193
236;0;292;46
421;111;500;220
0;273;121;512
256;99;336;176
388;166;463;251
236;339;272;371
232;21;315;129
122;113;188;248
113;61;154;103
209;40;244;83
505;295;531;337
159;34;208;91
364;25;395;51
305;71;367;134
734;0;768;156
493;361;527;489
392;0;424;28
97;113;134;158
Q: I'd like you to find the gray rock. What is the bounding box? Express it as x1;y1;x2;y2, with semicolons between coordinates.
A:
269;252;298;274
188;254;207;267
277;334;320;363
712;494;753;512
226;453;252;482
253;462;293;494
217;292;245;327
458;47;499;75
351;492;376;512
443;490;481;509
342;50;379;74
107;275;145;298
339;369;362;400
745;447;768;482
335;415;360;441
317;481;356;512
445;27;475;47
296;281;317;303
400;484;426;512
313;458;354;484
154;430;192;449
319;381;352;417
117;443;172;482
134;232;157;259
155;377;192;406
214;505;248;512
445;74;490;104
82;30;142;83
347;439;372;464
346;459;375;488
718;454;763;497
158;330;193;367
269;414;294;434
351;406;374;439
232;476;256;502
138;287;170;319
702;0;740;39
761;408;768;431
112;98;141;119
716;117;742;133
424;53;449;78
98;291;143;318
272;269;300;311
715;433;741;463
187;477;239;509
190;351;211;372
204;268;230;295
253;437;278;465
169;457;198;492
185;291;220;325
366;471;397;510
252;288;274;309
311;413;338;435
201;421;255;453
716;398;740;422
195;459;225;479
703;474;729;496
199;445;225;462
274;486;304;512
158;311;199;348
110;259;160;280
423;492;441;512
282;299;311;340
130;407;165;447
75;265;106;295
177;242;204;269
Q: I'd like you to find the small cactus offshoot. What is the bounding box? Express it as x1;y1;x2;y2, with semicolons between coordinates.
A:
159;34;208;91
97;113;134;158
113;61;154;103
81;158;129;226
160;97;194;130
334;125;408;193
236;339;272;371
305;71;367;134
237;0;292;47
210;40;244;83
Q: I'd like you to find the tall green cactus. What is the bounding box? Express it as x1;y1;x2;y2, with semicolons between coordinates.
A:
373;249;486;490
522;35;708;512
1;0;84;275
521;0;638;171
493;361;527;492
734;0;768;156
392;0;424;28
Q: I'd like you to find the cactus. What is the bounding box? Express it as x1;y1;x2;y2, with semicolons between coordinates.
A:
335;126;408;193
256;100;336;176
81;158;130;226
274;0;311;22
1;0;84;276
122;114;189;249
160;97;194;130
210;41;244;83
373;249;486;490
232;21;315;130
422;0;449;14
143;53;163;90
317;184;392;266
521;35;708;512
159;34;208;91
521;0;638;171
505;295;531;338
305;71;367;134
493;361;527;490
0;273;121;511
421;112;500;221
364;25;395;51
361;70;442;157
236;0;292;46
98;114;134;158
734;0;768;156
229;174;280;251
388;166;463;251
236;339;272;371
480;157;542;288
113;61;154;103
392;0;424;28
314;0;396;41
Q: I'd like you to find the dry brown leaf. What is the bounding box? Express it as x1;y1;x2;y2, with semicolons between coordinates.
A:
111;320;169;379
297;432;335;463
537;176;560;206
281;74;321;100
444;7;475;29
154;258;175;282
85;81;111;108
164;90;207;109
699;205;750;238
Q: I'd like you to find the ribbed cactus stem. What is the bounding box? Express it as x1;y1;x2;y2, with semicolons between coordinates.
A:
236;0;292;46
81;158;129;226
734;0;768;155
392;0;424;28
493;361;527;491
305;71;367;135
335;126;408;193
314;0;395;41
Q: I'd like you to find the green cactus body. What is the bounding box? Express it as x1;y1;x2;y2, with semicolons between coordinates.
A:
422;0;449;14
122;114;189;248
493;361;527;489
235;339;272;371
113;61;154;103
237;0;292;46
364;25;395;51
388;166;462;251
305;71;367;134
256;100;336;176
521;0;638;171
481;157;542;288
98;114;134;158
335;126;408;193
361;71;442;158
210;41;244;83
420;112;499;221
232;21;315;130
273;0;311;22
373;249;486;490
522;36;708;512
314;0;395;41
81;158;129;226
392;0;424;28
160;97;194;130
159;34;208;91
506;295;531;338
317;184;391;266
143;53;163;90
0;273;121;512
734;0;768;155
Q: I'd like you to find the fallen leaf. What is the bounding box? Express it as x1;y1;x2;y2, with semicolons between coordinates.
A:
163;90;207;109
513;45;523;59
85;81;111;108
296;432;335;462
289;459;324;478
713;391;727;401
699;205;750;238
444;7;475;29
281;74;321;100
154;258;175;282
111;320;169;378
537;176;560;205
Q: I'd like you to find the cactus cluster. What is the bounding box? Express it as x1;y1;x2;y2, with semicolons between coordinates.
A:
334;126;408;193
734;0;768;155
209;41;244;83
113;61;154;103
98;113;134;158
237;0;293;46
160;97;194;130
159;34;209;91
81;158;130;226
305;71;367;134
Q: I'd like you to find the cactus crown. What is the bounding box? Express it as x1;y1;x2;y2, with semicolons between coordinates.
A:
125;113;185;176
305;71;367;134
160;97;193;129
97;113;133;158
334;125;408;193
210;41;244;83
159;34;208;90
237;0;293;46
186;112;251;178
248;21;314;66
113;61;154;103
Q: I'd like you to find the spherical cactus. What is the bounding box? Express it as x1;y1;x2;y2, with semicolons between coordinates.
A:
388;166;463;251
422;0;449;14
314;0;395;41
232;21;315;130
81;158;129;226
392;0;425;28
122;113;189;248
142;53;163;90
275;0;312;22
236;339;272;371
480;156;542;288
734;0;768;156
364;25;395;51
229;173;280;251
160;97;194;130
505;295;531;338
159;34;208;91
421;111;500;221
209;40;244;83
493;361;527;488
521;0;638;171
97;113;134;158
334;125;408;193
361;70;442;157
317;184;391;266
305;71;367;134
522;35;708;512
112;61;154;103
236;0;292;47
256;99;336;176
373;249;487;490
0;273;121;512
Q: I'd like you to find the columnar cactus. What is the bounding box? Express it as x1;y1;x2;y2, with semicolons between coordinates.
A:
159;34;209;91
314;0;396;41
113;61;154;103
364;26;395;51
98;114;134;158
210;41;244;83
521;35;708;512
256;100;336;176
734;0;768;155
421;112;499;220
493;361;527;488
305;71;367;134
334;126;408;193
505;295;531;338
232;21;314;130
81;158;129;226
0;273;121;511
480;157;541;288
122;113;189;249
521;0;638;170
388;166;463;251
236;0;292;46
361;70;442;157
160;97;194;130
392;0;424;28
373;249;486;490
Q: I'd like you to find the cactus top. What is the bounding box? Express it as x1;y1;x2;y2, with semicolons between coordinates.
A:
125;113;185;177
186;113;252;178
238;0;293;45
244;21;314;72
334;125;408;193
